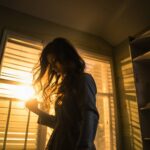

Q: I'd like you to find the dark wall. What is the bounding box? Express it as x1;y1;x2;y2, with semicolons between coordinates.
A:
0;5;113;56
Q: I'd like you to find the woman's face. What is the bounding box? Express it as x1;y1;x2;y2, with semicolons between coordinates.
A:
47;54;63;74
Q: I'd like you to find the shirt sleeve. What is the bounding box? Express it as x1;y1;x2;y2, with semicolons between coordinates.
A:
37;110;57;128
76;73;99;149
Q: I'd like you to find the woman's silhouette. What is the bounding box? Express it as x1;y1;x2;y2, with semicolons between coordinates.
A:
26;37;99;150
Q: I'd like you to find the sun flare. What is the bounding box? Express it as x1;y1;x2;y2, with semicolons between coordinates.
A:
12;85;36;101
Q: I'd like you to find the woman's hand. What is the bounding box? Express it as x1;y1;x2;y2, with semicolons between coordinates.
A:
25;99;39;115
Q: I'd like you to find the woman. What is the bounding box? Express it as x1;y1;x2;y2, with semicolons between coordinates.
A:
26;37;99;150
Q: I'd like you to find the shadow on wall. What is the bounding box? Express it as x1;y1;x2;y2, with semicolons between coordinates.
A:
120;57;142;150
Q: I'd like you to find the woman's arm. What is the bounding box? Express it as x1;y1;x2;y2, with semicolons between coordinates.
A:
26;100;57;128
37;109;57;128
76;73;99;150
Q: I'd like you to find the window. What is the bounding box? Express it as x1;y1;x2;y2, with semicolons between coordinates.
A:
79;50;117;150
0;30;43;150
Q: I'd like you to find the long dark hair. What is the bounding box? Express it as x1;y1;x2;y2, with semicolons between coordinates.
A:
33;37;85;110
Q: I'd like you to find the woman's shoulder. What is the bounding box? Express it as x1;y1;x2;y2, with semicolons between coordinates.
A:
83;72;93;79
82;72;95;83
79;73;97;91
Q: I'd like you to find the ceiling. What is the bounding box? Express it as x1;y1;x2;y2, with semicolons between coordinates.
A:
0;0;150;46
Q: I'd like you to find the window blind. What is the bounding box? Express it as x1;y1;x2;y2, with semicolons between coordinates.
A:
0;34;42;83
79;50;116;150
0;31;43;150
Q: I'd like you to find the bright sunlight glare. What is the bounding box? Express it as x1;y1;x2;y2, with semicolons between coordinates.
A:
12;85;36;101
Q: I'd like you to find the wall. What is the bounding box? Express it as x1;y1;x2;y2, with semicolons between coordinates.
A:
0;5;112;56
113;40;143;150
